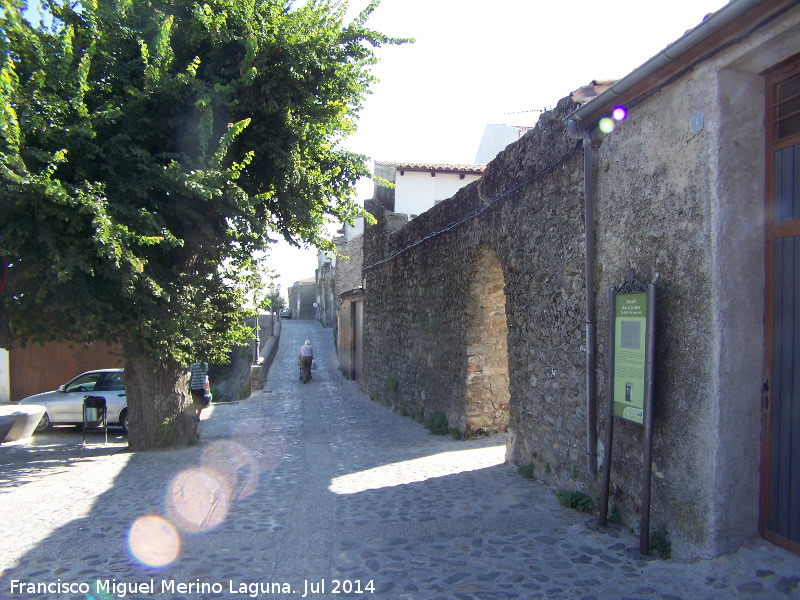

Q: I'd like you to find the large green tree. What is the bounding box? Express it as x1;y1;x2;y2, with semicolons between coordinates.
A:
0;0;401;448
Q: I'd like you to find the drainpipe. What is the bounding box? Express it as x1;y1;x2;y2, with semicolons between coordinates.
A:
567;119;598;475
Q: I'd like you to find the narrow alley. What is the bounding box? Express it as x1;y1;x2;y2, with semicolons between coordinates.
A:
0;321;798;599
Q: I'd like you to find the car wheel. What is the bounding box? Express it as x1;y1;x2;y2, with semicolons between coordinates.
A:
120;409;128;435
35;412;51;432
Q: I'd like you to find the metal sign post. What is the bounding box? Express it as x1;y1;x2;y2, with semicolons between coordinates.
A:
599;272;657;554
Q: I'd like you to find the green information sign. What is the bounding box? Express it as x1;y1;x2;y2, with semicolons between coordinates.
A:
601;274;657;555
613;292;647;424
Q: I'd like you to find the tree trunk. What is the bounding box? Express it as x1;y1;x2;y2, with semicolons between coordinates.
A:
124;353;198;450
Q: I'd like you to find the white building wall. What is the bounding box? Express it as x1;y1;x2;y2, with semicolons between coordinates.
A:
394;171;435;216
344;217;364;242
434;173;482;203
475;124;525;164
395;171;481;217
0;349;9;403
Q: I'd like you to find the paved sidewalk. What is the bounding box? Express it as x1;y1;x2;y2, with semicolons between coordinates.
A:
1;320;799;600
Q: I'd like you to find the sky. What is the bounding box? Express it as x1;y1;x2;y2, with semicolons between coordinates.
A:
269;0;730;296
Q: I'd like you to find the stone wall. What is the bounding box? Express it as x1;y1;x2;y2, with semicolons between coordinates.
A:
288;282;316;320
362;52;768;556
316;261;335;327
590;47;769;556
334;234;364;298
591;83;721;553
363;97;588;467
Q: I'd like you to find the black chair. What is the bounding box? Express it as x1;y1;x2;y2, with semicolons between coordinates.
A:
82;395;107;444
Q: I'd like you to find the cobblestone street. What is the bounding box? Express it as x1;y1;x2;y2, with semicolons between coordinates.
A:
1;320;799;599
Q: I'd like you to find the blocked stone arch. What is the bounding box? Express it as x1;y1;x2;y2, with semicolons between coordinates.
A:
362;99;586;490
462;245;511;437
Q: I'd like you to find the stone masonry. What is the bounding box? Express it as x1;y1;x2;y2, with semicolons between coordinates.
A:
334;234;364;298
464;247;510;436
362;45;773;558
363;97;588;505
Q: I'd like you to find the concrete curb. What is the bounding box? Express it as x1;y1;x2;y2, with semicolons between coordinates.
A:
260;319;281;371
249;319;281;393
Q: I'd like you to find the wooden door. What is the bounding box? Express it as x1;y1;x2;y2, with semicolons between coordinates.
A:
349;301;357;380
354;300;363;383
763;54;800;553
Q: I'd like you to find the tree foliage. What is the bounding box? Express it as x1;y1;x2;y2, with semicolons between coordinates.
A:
0;0;402;366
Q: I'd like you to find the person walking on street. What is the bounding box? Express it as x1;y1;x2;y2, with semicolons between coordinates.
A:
189;361;210;418
299;340;313;383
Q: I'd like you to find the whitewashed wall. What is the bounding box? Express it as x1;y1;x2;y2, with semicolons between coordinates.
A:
395;171;482;217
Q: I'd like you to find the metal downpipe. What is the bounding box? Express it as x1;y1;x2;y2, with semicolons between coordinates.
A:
567;120;598;475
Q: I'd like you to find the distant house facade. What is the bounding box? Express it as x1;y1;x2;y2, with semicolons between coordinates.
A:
362;0;800;558
334;218;365;295
336;287;364;383
287;278;316;320
333;218;365;383
315;252;335;327
373;161;485;218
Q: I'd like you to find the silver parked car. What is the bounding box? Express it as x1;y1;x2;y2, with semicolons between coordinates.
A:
17;369;128;434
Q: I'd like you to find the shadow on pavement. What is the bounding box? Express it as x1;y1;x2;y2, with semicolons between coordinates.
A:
0;428;127;493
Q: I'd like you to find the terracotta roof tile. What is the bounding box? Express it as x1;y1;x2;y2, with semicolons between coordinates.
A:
375;161;486;174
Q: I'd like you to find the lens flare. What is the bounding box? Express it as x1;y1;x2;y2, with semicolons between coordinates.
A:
128;516;180;567
612;106;628;121
599;118;615;134
166;468;230;532
201;441;259;500
230;419;288;473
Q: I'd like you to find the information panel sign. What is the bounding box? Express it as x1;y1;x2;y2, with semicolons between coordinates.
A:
613;292;647;424
600;273;657;555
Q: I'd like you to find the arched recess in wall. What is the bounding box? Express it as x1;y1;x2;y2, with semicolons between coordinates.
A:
463;246;511;437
